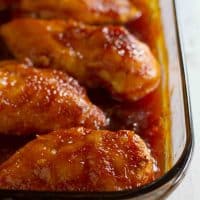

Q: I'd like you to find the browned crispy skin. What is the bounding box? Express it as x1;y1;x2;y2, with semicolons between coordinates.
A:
0;19;161;101
0;61;106;135
0;127;156;191
0;0;139;24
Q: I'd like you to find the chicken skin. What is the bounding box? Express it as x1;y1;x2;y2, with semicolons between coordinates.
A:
0;61;106;135
0;0;139;24
0;127;156;191
0;19;160;101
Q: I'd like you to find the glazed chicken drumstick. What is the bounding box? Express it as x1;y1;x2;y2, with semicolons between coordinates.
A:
0;0;139;24
0;61;106;135
0;19;160;101
0;127;156;191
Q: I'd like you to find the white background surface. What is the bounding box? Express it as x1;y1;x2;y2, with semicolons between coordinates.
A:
168;0;200;199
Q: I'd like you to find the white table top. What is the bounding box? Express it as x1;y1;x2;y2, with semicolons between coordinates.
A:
168;0;200;199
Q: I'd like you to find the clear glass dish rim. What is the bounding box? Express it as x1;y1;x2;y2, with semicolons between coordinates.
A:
0;0;194;199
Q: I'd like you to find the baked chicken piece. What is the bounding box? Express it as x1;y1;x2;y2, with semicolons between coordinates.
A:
0;61;106;135
0;0;139;24
0;127;156;191
0;19;161;101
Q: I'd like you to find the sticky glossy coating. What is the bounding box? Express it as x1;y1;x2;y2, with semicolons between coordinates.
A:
0;61;107;135
0;0;139;24
0;127;156;191
0;19;161;101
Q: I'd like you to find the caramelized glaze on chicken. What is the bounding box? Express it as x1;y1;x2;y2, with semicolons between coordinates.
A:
0;61;106;135
0;127;156;191
0;0;139;24
0;19;160;101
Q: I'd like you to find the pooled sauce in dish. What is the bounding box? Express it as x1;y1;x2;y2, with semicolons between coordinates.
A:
0;1;170;180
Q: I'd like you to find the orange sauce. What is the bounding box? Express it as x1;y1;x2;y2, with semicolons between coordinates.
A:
127;0;170;176
0;0;170;179
89;0;170;177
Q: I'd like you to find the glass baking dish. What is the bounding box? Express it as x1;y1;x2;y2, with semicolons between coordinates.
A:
0;0;194;199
